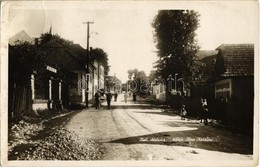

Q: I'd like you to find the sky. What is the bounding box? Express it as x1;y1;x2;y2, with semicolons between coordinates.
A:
3;1;258;82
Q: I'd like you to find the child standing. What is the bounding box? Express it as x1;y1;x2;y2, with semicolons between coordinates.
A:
180;105;187;120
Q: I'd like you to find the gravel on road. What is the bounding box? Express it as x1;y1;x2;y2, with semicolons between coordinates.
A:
8;110;105;160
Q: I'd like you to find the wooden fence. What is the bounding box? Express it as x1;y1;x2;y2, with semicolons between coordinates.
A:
9;84;32;120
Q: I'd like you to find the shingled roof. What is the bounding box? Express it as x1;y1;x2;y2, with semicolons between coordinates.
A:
215;44;254;77
38;40;87;71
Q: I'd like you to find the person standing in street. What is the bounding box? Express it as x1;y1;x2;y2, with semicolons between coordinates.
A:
114;91;118;102
202;99;208;125
180;105;187;120
106;90;112;110
124;92;128;103
200;98;204;123
133;92;137;103
94;90;101;110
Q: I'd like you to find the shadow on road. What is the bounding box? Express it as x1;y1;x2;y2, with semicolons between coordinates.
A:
101;100;253;155
108;122;253;155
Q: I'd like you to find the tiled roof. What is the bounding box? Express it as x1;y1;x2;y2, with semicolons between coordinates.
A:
40;41;87;62
39;40;87;71
216;44;254;77
66;44;87;62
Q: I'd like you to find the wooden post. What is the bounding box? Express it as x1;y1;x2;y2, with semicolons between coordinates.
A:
59;80;63;109
49;79;52;109
59;81;62;100
82;73;85;103
31;74;35;100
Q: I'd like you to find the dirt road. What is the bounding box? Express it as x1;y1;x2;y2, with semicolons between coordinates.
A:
65;94;253;161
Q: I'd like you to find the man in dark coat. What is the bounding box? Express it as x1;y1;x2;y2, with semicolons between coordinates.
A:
94;90;100;110
106;90;112;110
133;92;137;102
114;91;118;102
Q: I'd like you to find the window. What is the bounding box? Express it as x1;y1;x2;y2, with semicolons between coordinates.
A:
215;79;232;101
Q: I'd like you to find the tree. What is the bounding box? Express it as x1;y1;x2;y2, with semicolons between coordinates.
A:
127;68;138;80
148;70;157;82
152;10;201;84
127;69;149;95
9;42;50;119
9;42;47;85
89;48;110;75
40;33;74;46
152;10;203;103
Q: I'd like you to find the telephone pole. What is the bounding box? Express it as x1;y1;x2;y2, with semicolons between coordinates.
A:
83;21;94;108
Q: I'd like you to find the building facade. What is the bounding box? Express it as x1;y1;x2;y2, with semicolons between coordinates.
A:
8;31;106;119
212;44;254;130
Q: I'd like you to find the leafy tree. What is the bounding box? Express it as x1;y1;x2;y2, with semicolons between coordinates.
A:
9;42;47;85
40;33;74;46
148;70;157;82
89;48;110;75
9;42;50;119
136;70;150;95
106;75;122;92
152;10;203;103
127;69;149;95
127;68;138;80
152;10;201;85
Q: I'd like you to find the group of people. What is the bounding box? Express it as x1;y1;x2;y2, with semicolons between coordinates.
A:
94;90;118;110
95;90;212;125
179;98;210;125
94;90;137;110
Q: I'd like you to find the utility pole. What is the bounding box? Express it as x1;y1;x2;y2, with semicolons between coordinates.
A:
83;21;94;108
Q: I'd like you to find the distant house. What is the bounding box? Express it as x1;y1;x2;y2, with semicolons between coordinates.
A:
8;32;98;118
151;79;166;101
151;50;218;101
38;40;92;107
213;44;254;130
9;30;34;46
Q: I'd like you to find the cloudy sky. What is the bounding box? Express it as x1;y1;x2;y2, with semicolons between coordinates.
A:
3;1;258;82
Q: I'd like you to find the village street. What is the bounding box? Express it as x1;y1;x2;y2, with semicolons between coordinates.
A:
4;3;258;166
65;94;253;161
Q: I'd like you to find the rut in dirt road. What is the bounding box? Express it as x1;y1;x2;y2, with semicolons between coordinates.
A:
65;95;253;160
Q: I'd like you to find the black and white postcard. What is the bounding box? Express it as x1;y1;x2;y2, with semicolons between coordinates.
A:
1;1;259;166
